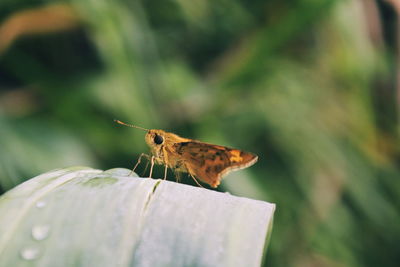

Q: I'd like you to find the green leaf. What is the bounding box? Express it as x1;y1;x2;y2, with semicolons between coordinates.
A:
0;167;275;267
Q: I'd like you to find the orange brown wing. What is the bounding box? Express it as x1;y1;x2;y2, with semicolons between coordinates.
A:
173;141;258;188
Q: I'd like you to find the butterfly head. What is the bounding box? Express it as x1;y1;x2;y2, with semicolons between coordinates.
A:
145;129;188;158
114;119;188;159
145;129;166;149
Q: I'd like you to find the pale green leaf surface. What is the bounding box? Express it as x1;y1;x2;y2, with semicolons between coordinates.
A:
0;167;275;267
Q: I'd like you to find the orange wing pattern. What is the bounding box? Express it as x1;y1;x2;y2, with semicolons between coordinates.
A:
173;142;258;188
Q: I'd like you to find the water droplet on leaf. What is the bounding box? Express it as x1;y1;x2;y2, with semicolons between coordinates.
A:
32;225;50;241
36;201;46;208
20;247;40;260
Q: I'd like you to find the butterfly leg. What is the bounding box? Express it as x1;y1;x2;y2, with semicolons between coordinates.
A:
148;156;155;178
175;171;181;183
130;153;150;176
189;173;204;188
183;162;204;188
163;165;168;180
140;159;150;177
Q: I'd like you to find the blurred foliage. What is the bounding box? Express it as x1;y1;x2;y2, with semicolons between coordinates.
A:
0;0;399;266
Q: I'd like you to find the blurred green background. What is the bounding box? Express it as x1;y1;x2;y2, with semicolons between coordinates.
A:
1;0;400;266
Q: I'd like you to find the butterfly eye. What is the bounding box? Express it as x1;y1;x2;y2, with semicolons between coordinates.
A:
154;134;164;145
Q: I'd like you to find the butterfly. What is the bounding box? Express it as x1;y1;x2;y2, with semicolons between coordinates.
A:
115;120;258;188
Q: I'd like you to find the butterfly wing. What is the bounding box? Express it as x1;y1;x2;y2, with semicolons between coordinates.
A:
173;142;258;188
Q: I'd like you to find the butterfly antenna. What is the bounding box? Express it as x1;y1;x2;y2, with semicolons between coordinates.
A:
114;119;149;131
